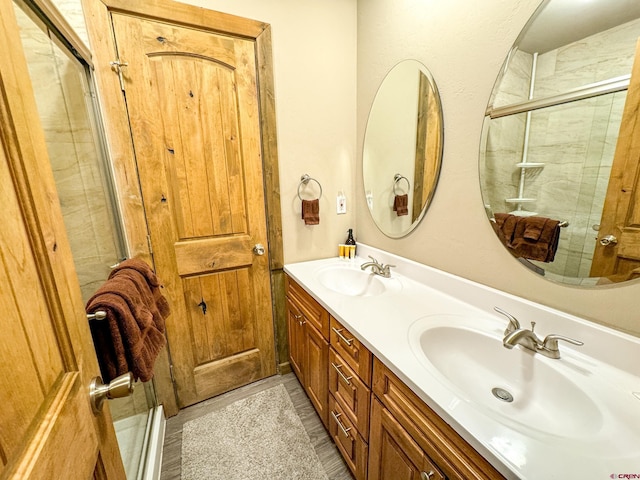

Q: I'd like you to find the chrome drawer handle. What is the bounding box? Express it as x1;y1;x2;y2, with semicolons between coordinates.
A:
331;362;352;385
330;410;351;438
421;471;435;480
332;327;354;346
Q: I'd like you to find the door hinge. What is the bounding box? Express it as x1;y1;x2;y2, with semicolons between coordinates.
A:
146;234;153;255
110;60;128;91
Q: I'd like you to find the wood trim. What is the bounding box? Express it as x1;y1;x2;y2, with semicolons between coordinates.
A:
98;0;267;38
257;26;284;272
81;0;283;416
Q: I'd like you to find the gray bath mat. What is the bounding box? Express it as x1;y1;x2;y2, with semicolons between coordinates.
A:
181;384;329;479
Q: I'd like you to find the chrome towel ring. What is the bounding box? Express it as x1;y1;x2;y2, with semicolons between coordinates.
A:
393;174;410;195
297;174;323;200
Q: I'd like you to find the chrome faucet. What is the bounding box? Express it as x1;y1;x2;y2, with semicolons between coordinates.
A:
494;307;584;359
360;256;395;278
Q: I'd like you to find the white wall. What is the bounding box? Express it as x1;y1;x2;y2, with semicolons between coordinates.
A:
356;0;640;336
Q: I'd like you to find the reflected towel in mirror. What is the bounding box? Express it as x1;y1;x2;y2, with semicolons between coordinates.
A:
393;194;408;216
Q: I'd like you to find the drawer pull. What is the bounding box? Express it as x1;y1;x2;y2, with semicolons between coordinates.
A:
331;362;353;385
332;327;354;346
330;410;352;438
421;471;434;480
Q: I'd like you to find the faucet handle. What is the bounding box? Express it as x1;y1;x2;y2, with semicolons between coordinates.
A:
541;334;584;359
494;307;520;335
368;255;380;265
379;263;395;278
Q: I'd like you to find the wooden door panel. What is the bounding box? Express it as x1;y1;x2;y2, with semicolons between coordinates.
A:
152;56;246;239
111;12;275;407
174;236;253;276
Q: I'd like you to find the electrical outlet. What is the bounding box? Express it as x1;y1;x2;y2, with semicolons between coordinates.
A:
337;192;347;214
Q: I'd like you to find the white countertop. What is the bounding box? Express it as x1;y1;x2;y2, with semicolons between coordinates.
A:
283;243;640;480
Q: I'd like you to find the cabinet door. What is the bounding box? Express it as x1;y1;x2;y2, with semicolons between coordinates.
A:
286;298;305;382
369;398;446;480
305;323;329;427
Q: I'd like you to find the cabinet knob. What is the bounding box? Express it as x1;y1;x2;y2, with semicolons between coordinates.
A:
421;471;434;480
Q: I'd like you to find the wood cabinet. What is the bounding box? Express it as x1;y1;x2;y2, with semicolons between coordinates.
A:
286;275;329;426
328;317;372;480
370;359;506;480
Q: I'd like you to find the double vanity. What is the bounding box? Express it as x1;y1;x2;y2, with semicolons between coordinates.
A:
284;244;640;479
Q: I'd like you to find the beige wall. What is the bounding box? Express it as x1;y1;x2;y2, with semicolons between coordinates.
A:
356;0;640;336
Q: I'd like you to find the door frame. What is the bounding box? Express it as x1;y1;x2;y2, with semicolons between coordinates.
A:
82;0;284;416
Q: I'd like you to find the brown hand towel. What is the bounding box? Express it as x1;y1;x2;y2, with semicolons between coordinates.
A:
393;194;409;216
86;259;170;382
302;198;320;225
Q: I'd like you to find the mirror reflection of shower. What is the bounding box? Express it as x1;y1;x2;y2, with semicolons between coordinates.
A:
481;12;640;285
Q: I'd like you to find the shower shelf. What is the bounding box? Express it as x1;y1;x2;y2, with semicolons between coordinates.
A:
514;162;545;168
505;197;536;203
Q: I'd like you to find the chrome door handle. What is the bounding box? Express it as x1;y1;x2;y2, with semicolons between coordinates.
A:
599;235;618;246
421;471;435;480
90;372;134;414
253;243;265;255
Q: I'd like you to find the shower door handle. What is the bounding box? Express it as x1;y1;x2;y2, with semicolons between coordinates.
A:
599;235;618;246
90;372;135;414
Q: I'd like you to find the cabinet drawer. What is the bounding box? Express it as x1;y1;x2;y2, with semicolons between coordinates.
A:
373;359;505;480
329;317;372;385
329;348;370;440
328;395;368;480
286;275;329;339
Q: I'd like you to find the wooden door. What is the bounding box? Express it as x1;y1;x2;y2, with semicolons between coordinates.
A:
368;398;445;480
0;2;124;478
591;39;640;282
109;12;276;407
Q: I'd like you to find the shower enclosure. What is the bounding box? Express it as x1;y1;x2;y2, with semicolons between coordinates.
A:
12;1;164;478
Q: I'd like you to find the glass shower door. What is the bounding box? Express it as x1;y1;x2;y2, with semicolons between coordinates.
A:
12;1;161;478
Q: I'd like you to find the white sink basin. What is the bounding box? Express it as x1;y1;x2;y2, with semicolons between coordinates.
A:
317;264;401;297
408;314;603;438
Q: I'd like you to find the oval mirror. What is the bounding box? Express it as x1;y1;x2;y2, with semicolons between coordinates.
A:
363;59;443;238
480;0;640;286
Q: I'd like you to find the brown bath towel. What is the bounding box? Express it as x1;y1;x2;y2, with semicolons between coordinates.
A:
493;213;560;263
393;194;409;216
302;198;320;225
86;258;170;382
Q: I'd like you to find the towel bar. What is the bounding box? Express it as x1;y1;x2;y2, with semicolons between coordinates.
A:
87;310;107;321
297;174;322;200
393;174;410;195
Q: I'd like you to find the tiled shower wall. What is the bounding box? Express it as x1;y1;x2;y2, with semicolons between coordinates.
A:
482;18;640;282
